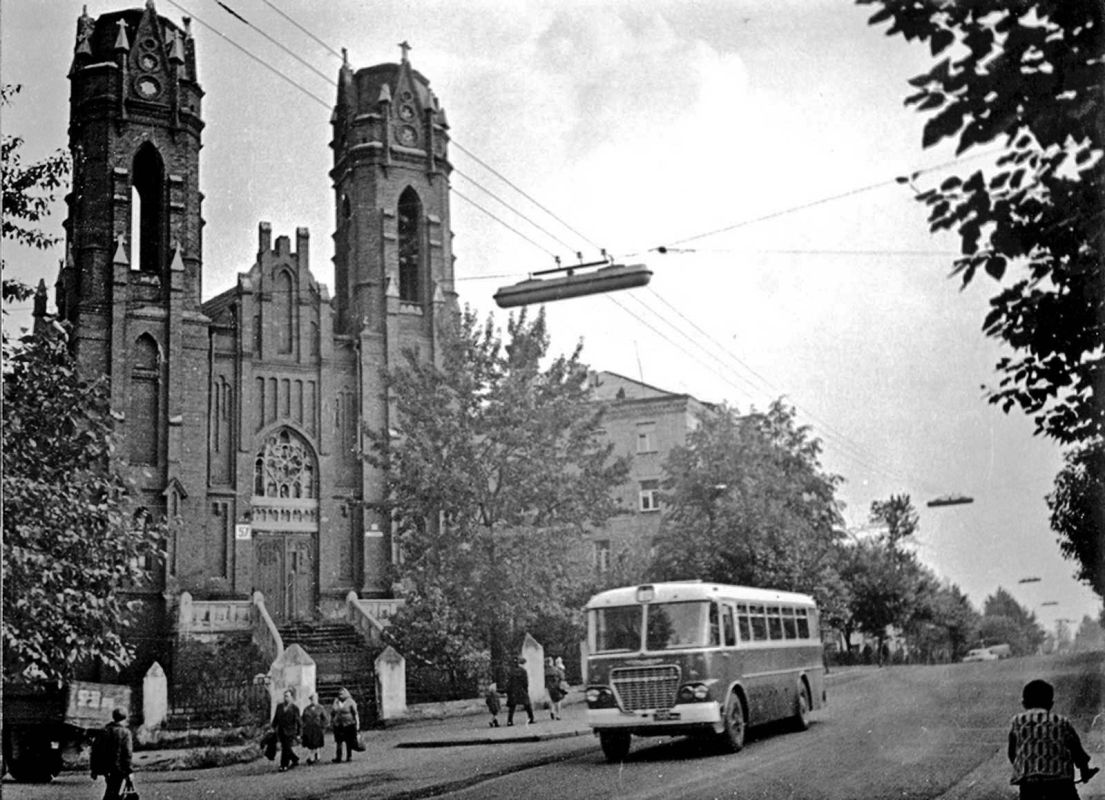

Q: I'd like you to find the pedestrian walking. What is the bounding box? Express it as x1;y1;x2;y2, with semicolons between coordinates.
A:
485;680;502;727
544;657;566;720
90;707;133;800
301;693;328;764
331;686;360;762
1008;678;1099;799
506;656;535;726
271;689;301;772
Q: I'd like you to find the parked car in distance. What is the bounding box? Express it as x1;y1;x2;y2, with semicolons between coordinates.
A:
986;643;1012;659
962;648;999;662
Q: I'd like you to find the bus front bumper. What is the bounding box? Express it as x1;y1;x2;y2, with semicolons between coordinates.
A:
587;702;723;736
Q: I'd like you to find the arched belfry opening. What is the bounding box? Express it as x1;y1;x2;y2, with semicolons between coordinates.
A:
131;143;165;274
397;187;422;303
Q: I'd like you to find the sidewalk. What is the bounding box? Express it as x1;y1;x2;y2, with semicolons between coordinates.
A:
129;693;592;770
394;700;591;748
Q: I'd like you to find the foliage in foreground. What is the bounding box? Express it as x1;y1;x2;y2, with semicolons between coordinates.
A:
2;332;164;685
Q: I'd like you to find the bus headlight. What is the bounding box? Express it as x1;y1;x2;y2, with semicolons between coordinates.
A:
676;683;712;703
585;686;616;708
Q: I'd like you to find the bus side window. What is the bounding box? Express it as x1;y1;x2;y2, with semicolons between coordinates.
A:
767;606;783;640
708;602;721;646
749;604;767;640
737;604;752;642
796;608;810;639
722;604;737;646
782;607;798;639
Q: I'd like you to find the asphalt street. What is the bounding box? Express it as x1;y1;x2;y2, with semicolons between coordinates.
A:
5;652;1103;800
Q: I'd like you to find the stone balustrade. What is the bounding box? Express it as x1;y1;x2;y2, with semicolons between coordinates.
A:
177;592;252;638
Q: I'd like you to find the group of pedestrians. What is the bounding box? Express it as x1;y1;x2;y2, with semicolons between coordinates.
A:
267;687;362;772
485;654;569;727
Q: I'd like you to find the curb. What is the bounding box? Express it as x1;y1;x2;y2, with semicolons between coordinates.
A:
395;726;592;748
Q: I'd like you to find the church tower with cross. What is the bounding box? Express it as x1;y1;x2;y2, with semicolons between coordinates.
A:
50;2;458;686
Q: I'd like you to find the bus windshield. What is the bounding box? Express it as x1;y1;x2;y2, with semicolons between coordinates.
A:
646;601;713;650
593;601;714;652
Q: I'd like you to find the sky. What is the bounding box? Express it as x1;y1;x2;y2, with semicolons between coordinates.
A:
3;0;1100;632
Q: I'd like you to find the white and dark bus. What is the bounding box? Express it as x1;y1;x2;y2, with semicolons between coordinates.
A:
584;581;826;761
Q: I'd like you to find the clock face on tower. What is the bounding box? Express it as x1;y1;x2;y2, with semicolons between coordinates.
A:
396;125;417;146
139;53;159;71
398;104;415;121
135;76;161;99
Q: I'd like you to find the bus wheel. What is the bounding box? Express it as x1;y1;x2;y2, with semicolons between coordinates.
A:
791;683;811;731
719;693;747;753
599;731;631;762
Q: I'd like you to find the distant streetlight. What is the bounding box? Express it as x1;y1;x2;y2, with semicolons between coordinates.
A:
926;494;974;507
1018;576;1042;583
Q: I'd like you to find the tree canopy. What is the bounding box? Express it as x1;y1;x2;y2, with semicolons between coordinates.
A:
367;307;626;683
3;332;164;684
1046;441;1105;597
859;0;1104;446
649;400;846;615
980;587;1046;655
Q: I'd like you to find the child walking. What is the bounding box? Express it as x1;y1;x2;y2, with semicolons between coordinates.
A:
1008;678;1098;800
485;680;502;727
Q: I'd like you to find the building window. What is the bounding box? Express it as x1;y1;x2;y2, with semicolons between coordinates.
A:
131;143;165;274
639;479;660;512
252;429;316;499
636;422;656;453
397;187;422;303
594;539;611;573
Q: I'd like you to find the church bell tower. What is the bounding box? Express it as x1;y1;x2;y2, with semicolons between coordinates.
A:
329;44;458;593
60;1;210;578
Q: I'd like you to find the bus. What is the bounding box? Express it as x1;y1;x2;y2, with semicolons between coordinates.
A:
583;581;826;761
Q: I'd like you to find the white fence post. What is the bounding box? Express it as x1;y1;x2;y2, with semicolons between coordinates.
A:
142;661;168;729
375;646;407;722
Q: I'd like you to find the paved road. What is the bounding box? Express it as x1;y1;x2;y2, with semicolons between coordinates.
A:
5;652;1103;800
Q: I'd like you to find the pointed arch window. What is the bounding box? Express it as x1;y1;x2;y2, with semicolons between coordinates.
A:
252;429;316;499
275;270;295;354
397;188;422;303
131;144;165;274
129;333;161;465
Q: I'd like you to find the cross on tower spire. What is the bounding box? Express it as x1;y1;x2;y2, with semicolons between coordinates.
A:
398;40;411;63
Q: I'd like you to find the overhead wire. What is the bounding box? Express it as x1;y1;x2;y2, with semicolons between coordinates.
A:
176;0;955;496
213;0;335;85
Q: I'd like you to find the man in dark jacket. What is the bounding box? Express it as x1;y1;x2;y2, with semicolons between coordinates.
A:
91;708;133;800
506;656;535;726
272;689;302;771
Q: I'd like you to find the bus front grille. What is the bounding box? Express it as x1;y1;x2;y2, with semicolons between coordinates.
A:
611;665;681;711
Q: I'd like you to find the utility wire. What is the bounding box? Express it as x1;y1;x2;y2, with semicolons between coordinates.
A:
451;189;558;258
452;168;578;254
262;0;344;61
214;0;335;85
450;140;603;252
165;0;331;110
650;148;1004;251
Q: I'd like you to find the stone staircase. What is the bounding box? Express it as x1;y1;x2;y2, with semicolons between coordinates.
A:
278;621;378;725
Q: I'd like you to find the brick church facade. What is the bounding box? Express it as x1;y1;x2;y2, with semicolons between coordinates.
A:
46;2;457;675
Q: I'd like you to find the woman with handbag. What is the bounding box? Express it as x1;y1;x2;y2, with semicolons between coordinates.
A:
330;687;360;763
544;657;567;720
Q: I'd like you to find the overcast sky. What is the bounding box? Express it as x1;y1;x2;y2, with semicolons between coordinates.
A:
3;0;1100;631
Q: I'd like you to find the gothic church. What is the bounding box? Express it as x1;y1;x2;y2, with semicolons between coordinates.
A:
47;2;457;675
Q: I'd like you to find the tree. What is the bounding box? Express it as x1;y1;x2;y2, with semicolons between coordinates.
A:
367;307;627;685
904;579;981;662
837;495;936;656
1;84;69;305
980;587;1046;655
859;1;1104;446
1046;442;1105;598
650;400;846;615
3;332;165;684
2;84;163;686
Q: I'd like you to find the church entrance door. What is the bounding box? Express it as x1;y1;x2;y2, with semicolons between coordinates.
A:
254;532;316;623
